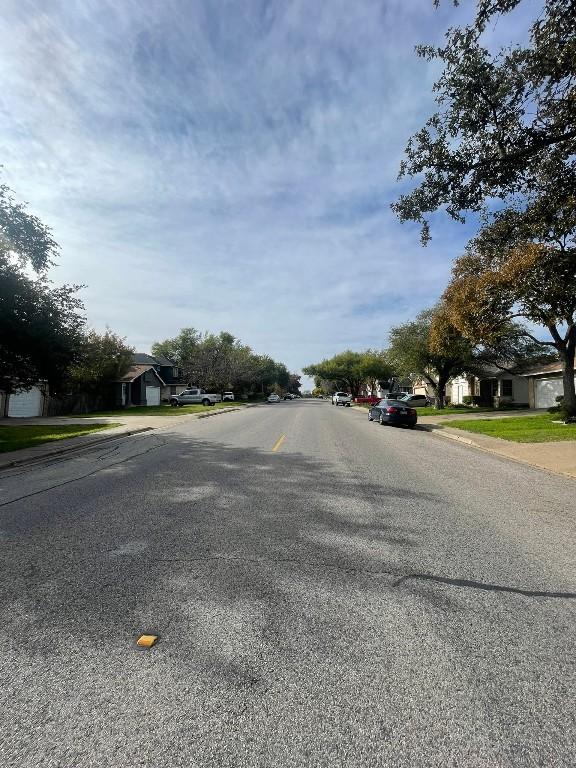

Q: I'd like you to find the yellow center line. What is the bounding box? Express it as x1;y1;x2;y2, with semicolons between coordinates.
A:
271;434;286;452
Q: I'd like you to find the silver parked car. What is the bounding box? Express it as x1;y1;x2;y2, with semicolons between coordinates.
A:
397;394;431;407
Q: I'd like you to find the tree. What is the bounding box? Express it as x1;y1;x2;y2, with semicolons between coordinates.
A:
0;262;85;399
359;350;393;395
152;327;201;383
388;307;473;408
287;373;302;395
153;328;292;396
303;350;392;397
392;0;576;242
0;182;58;272
443;199;576;415
68;329;134;398
0;182;85;402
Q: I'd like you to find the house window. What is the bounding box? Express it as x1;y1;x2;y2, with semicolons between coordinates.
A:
501;380;513;397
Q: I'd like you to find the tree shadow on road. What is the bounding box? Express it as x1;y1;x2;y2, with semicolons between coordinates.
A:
0;431;572;687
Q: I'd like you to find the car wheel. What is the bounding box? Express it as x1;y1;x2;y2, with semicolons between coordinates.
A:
368;412;373;421
201;398;211;406
379;413;385;425
170;400;178;407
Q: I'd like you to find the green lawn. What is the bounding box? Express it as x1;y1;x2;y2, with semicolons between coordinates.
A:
0;423;121;453
414;406;495;416
76;402;248;418
446;414;576;443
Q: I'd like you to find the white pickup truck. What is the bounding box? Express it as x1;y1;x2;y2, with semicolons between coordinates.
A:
169;388;222;407
332;391;353;407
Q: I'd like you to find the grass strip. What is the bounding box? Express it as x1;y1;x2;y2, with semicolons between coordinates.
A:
446;414;576;443
0;423;121;453
74;401;249;418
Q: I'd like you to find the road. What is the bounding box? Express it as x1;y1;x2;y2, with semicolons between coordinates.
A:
0;400;575;767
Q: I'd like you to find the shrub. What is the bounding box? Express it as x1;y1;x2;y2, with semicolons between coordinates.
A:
462;395;482;406
548;395;576;423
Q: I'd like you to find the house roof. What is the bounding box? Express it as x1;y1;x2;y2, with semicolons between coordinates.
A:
117;365;165;385
132;352;158;365
521;360;565;377
153;353;176;367
132;352;176;367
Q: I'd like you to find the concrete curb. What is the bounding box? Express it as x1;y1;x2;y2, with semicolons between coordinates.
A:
423;427;475;446
423;425;576;482
0;427;153;471
197;407;244;419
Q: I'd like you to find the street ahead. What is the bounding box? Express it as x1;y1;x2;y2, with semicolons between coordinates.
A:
1;400;575;767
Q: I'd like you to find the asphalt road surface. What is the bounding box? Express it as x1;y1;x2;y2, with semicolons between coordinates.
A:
1;400;575;767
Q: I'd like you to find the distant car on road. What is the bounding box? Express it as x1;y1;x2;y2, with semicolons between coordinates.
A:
332;392;353;407
283;393;295;400
267;393;281;403
223;391;235;401
367;398;417;428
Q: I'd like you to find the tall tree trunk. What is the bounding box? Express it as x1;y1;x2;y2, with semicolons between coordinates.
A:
433;370;450;409
434;381;446;409
560;327;576;419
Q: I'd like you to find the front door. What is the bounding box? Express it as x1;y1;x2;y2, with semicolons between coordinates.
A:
479;380;492;406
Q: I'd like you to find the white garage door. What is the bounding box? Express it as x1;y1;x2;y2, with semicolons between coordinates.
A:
8;386;43;417
145;386;161;406
535;378;564;409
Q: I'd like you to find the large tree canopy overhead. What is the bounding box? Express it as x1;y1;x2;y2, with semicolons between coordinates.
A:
393;0;576;242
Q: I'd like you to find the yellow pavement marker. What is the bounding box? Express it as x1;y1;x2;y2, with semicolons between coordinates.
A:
271;434;286;452
136;634;158;648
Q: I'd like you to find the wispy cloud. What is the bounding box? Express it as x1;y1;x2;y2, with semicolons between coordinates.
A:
0;0;514;383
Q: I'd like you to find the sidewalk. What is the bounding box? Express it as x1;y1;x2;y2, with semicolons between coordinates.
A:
0;406;249;470
420;412;576;480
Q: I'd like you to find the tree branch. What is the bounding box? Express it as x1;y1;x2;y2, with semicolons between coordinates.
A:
471;129;576;171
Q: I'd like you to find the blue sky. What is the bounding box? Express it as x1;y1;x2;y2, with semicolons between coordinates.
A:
0;0;534;388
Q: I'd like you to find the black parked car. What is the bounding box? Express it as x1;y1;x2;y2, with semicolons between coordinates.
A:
367;398;418;428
